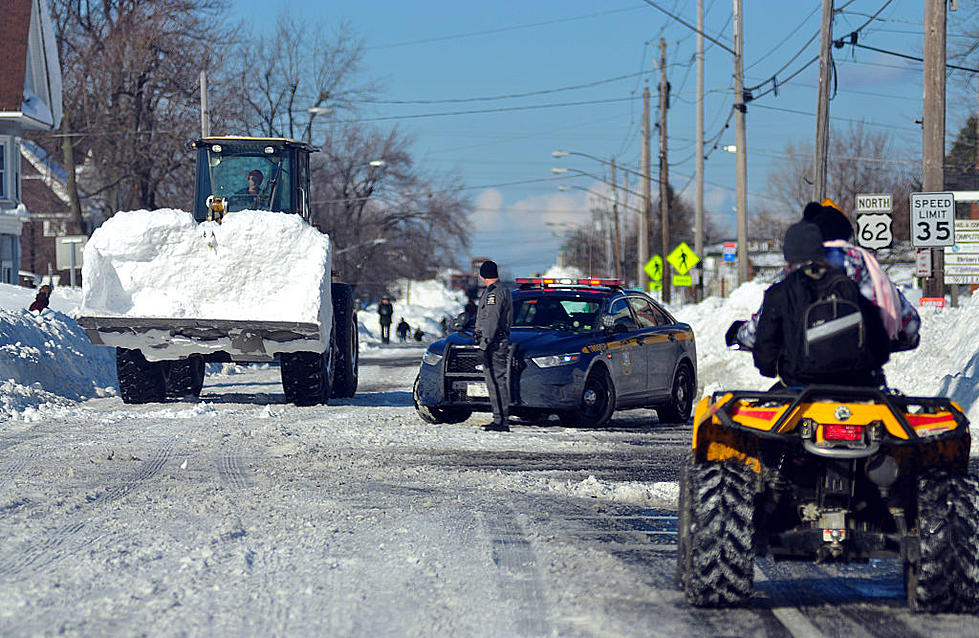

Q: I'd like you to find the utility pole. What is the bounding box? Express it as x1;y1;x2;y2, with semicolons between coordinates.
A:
659;38;672;304
695;0;705;301
922;0;946;298
640;86;652;291
200;70;210;138
610;157;624;281
812;0;834;201
733;0;749;285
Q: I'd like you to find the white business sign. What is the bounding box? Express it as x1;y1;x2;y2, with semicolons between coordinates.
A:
909;192;955;247
855;193;892;212
944;219;979;283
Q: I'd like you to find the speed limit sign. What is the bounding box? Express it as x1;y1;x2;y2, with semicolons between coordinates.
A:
909;192;955;247
856;213;893;250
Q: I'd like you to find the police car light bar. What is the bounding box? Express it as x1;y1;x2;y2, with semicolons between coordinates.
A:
514;277;623;287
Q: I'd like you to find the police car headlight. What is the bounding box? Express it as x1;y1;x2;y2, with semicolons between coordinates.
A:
531;352;580;368
422;350;443;366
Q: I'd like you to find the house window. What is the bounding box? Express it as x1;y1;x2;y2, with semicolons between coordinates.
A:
0;139;5;199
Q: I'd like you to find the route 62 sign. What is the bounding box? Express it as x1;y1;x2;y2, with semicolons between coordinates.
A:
856;213;893;250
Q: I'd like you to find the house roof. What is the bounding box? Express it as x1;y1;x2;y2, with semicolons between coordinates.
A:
0;0;32;113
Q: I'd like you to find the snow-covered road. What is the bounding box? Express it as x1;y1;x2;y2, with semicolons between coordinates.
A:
2;346;978;636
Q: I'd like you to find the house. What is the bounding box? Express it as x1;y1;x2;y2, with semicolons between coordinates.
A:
0;0;62;285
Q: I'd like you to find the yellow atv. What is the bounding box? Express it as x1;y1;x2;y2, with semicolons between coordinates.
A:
676;384;979;613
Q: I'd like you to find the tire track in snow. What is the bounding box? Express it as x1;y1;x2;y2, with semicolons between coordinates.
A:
215;452;252;490
480;506;551;636
0;441;175;579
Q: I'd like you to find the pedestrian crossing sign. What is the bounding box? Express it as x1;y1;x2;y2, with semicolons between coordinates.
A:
667;242;700;275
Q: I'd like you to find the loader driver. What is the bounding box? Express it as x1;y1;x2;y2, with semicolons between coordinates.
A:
237;169;268;209
752;221;890;390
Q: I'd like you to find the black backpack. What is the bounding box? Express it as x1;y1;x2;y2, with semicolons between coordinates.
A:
796;269;876;378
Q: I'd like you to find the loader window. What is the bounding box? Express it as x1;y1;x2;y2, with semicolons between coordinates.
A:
194;145;296;219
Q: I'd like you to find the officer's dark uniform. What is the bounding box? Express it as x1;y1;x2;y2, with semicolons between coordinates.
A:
474;273;512;431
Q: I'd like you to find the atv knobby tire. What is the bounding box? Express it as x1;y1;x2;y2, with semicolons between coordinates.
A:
280;350;331;406
331;282;359;398
116;348;166;404
906;470;979;613
680;460;756;607
163;356;205;399
412;376;471;424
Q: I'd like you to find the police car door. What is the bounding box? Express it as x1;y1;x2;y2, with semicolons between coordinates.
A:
604;296;645;402
628;296;675;395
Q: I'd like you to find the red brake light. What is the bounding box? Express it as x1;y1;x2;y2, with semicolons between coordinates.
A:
823;424;863;441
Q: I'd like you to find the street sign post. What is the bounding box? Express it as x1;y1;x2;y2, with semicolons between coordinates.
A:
722;241;736;262
909;192;955;248
56;235;87;288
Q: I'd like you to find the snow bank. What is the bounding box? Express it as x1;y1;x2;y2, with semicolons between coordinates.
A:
80;209;332;325
0;306;115;421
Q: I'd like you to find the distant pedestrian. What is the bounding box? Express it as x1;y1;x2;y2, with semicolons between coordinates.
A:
397;317;410;343
439;316;448;336
28;284;51;313
473;260;512;432
377;297;394;344
413;327;424;342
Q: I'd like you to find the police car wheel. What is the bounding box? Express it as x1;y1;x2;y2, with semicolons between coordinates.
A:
561;367;615;427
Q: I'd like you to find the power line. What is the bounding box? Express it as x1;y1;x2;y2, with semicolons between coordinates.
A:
837;38;979;74
366;5;646;50
346;96;638;123
361;70;652;105
639;0;736;55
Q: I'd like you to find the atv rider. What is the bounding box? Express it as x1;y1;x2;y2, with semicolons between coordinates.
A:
752;221;891;389
729;200;920;354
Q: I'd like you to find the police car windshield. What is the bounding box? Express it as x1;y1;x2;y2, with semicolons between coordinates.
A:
512;295;601;333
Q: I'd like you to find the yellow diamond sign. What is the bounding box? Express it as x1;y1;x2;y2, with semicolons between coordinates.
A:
667;242;700;275
644;254;663;281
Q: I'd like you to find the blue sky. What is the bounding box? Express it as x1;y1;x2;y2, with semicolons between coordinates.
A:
231;1;977;277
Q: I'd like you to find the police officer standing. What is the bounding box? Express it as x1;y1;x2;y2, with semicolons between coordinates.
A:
473;260;512;432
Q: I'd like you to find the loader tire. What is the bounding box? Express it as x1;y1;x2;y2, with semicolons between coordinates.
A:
906;470;979;613
281;350;331;406
116;348;166;404
163;356;205;399
331;283;359;398
682;460;756;607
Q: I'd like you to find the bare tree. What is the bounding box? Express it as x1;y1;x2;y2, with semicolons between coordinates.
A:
311;124;470;297
235;15;376;143
760;123;915;241
36;0;240;224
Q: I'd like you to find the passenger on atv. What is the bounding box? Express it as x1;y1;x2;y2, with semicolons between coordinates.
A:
749;221;891;390
729;200;920;355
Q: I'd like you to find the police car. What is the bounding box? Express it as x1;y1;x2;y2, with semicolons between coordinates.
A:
413;278;697;427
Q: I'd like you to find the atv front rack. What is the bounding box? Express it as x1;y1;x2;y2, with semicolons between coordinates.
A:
708;385;969;446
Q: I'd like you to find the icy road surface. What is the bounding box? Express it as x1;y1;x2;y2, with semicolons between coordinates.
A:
1;346;977;636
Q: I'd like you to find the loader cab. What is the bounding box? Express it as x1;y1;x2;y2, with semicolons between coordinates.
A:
191;137;316;222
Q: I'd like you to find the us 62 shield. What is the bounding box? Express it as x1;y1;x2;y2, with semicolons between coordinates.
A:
856;213;893;250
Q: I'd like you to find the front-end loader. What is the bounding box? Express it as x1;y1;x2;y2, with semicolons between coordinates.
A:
77;137;358;405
